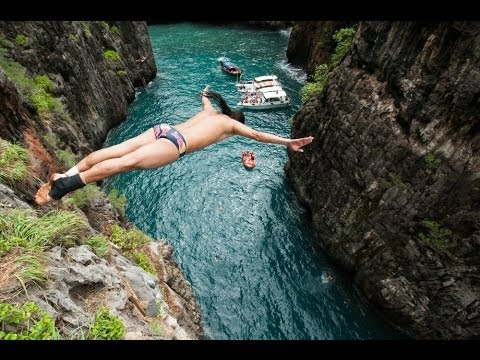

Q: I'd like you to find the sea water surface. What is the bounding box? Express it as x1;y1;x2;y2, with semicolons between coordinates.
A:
103;23;402;340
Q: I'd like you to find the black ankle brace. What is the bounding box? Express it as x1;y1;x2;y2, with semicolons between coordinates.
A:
49;174;86;200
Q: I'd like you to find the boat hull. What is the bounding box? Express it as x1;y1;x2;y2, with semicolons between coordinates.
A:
237;102;290;110
222;67;242;76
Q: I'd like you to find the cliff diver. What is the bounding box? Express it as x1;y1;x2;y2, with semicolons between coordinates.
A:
35;86;314;205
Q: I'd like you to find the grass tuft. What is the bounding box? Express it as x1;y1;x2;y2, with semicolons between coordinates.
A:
0;139;29;185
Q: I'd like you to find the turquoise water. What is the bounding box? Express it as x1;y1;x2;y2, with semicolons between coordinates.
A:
103;23;402;340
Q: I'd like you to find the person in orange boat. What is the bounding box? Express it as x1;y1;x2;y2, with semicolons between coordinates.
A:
35;86;314;205
242;150;256;169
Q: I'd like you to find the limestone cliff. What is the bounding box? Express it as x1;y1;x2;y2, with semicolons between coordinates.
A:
286;21;480;339
286;21;353;77
0;21;203;339
0;21;155;154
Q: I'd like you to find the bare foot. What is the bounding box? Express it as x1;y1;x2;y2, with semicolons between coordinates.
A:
35;173;66;205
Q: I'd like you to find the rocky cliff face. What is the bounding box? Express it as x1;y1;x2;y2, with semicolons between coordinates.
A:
0;191;201;339
286;21;480;339
286;21;352;77
0;21;156;154
0;21;203;339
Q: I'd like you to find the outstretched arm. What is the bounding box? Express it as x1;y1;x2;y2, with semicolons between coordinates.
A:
200;85;214;111
232;122;314;153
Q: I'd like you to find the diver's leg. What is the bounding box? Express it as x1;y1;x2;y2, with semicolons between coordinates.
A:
35;139;179;204
66;128;156;175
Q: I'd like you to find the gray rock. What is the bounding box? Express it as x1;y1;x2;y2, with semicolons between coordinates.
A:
0;184;31;211
67;245;99;265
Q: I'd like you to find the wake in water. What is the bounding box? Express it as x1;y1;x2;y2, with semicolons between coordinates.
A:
279;28;292;38
276;59;307;84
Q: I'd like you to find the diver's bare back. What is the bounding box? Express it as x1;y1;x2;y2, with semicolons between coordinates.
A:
175;110;234;154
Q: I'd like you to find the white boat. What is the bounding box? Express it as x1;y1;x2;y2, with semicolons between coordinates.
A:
235;74;281;93
237;86;290;109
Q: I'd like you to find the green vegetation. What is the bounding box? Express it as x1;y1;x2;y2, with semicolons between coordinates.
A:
57;149;77;169
82;22;92;37
0;48;63;119
0;209;89;292
424;153;441;169
60;112;73;123
65;184;103;208
149;322;162;335
330;27;358;67
0;139;29;185
15;34;27;46
301;63;329;103
0;37;13;48
88;307;125;340
35;75;55;93
107;188;127;216
148;301;164;335
116;70;127;76
379;172;411;192
102;22;110;31
0;209;89;250
86;235;109;257
31;74;62;114
0;302;58;340
103;50;120;61
110;224;149;255
0;51;36;99
68;34;78;42
300;25;358;103
15;252;48;288
43;132;65;149
133;251;155;274
109;224;156;273
418;220;456;258
110;26;120;35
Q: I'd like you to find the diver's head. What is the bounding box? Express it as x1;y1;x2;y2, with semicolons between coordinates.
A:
203;90;245;123
230;110;245;124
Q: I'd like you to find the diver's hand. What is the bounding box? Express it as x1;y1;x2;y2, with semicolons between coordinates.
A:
288;136;314;153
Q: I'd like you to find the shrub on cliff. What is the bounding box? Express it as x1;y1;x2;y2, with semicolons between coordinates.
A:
301;25;358;103
331;26;357;67
0;302;59;340
301;64;329;103
0;51;63;119
109;224;156;275
14;34;27;46
0;139;29;185
107;188;127;217
86;235;109;257
103;50;120;61
65;184;103;208
88;307;125;340
31;74;62;114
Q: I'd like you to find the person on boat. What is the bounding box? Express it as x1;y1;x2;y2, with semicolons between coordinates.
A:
35;86;314;205
255;91;261;103
242;150;255;168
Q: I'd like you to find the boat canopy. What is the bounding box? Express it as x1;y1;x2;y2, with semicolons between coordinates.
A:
259;86;284;93
263;90;287;100
222;61;236;69
254;75;278;82
254;80;279;88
